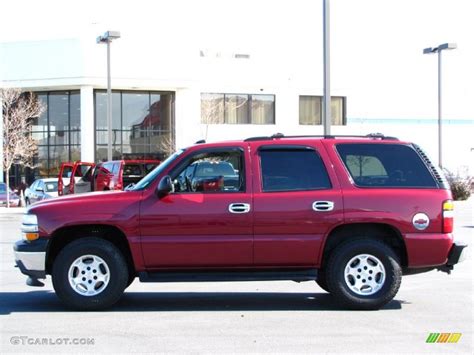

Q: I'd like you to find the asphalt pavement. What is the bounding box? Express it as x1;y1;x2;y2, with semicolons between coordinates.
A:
0;200;472;354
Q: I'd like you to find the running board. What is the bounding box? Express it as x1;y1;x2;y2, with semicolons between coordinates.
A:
138;269;318;283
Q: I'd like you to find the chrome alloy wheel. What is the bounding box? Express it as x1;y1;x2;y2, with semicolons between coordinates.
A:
68;255;110;296
344;254;386;296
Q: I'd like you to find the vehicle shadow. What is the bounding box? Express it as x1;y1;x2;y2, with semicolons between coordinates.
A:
0;291;406;315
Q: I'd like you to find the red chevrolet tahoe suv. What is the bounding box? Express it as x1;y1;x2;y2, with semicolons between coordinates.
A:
14;134;466;311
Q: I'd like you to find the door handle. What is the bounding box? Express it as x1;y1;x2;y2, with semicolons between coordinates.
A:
312;201;334;212
229;203;251;214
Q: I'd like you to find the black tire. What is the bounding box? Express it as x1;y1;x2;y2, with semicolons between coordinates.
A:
316;269;330;293
326;238;402;310
52;237;129;311
126;275;136;289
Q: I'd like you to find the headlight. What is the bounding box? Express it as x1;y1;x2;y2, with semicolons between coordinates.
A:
21;214;39;241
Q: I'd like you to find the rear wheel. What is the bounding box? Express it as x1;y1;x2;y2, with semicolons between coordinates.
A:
326;238;402;310
52;237;128;311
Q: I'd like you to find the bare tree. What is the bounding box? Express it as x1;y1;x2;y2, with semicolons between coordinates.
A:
200;94;224;140
1;88;44;207
156;134;175;159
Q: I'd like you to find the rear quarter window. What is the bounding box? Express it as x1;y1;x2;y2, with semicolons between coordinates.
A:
336;143;437;188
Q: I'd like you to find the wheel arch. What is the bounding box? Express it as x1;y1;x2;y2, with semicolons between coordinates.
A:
321;223;407;268
46;224;136;279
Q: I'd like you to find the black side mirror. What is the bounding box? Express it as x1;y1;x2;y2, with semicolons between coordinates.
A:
156;175;173;198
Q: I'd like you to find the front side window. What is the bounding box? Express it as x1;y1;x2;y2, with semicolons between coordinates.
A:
172;149;245;193
259;148;332;192
336;143;437;187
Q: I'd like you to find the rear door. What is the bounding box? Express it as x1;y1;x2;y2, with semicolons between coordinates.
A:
251;141;343;267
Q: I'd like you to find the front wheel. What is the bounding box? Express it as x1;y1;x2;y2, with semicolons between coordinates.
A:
326;238;402;310
52;237;129;311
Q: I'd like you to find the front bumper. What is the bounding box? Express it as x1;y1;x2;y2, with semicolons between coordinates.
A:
13;239;48;279
437;243;468;274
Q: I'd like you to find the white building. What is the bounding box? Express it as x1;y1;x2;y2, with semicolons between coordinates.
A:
1;0;473;184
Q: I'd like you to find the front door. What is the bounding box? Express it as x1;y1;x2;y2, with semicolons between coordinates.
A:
140;146;253;269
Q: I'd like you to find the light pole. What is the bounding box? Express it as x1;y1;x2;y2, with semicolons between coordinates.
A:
423;43;456;169
97;31;121;161
323;0;331;136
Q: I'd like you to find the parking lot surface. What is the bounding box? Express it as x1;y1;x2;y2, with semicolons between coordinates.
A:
0;200;472;354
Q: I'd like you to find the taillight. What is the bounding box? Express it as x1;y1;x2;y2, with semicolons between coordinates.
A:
442;200;454;233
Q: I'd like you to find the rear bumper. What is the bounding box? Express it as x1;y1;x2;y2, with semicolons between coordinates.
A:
436;243;468;273
405;233;454;267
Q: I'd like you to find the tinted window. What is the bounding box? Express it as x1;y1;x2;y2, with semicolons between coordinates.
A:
260;148;331;192
336;144;437;188
144;163;159;174
124;164;142;176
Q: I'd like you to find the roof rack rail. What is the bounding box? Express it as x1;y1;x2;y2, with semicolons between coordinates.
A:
244;133;399;142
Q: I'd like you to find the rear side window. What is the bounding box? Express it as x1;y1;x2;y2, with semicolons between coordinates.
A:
336;143;437;188
259;148;331;192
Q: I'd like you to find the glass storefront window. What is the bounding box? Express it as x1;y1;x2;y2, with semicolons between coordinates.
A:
299;96;346;125
122;92;149;129
225;94;249;124
251;95;275;124
94;90;175;161
95;92;121;130
29;91;81;180
201;93;275;124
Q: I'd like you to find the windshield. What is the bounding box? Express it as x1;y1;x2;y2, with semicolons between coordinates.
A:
131;149;185;191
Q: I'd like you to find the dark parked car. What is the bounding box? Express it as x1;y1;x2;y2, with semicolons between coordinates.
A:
25;178;59;206
176;160;240;192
